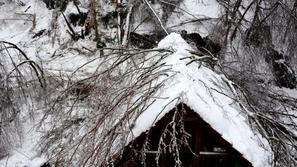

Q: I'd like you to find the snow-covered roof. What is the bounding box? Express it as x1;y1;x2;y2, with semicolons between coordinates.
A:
130;33;272;167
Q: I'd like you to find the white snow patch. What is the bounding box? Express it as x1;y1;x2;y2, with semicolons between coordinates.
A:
0;112;46;167
166;0;221;36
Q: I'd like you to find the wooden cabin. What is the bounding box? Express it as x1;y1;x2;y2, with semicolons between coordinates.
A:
113;103;253;167
109;33;270;167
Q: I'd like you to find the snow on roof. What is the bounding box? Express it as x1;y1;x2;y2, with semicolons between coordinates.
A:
131;33;272;167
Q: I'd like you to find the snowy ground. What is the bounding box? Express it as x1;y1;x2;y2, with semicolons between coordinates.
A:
0;118;46;167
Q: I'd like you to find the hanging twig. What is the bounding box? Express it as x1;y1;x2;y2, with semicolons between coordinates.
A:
0;41;46;88
73;0;82;15
159;0;200;20
61;11;78;40
142;0;169;35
